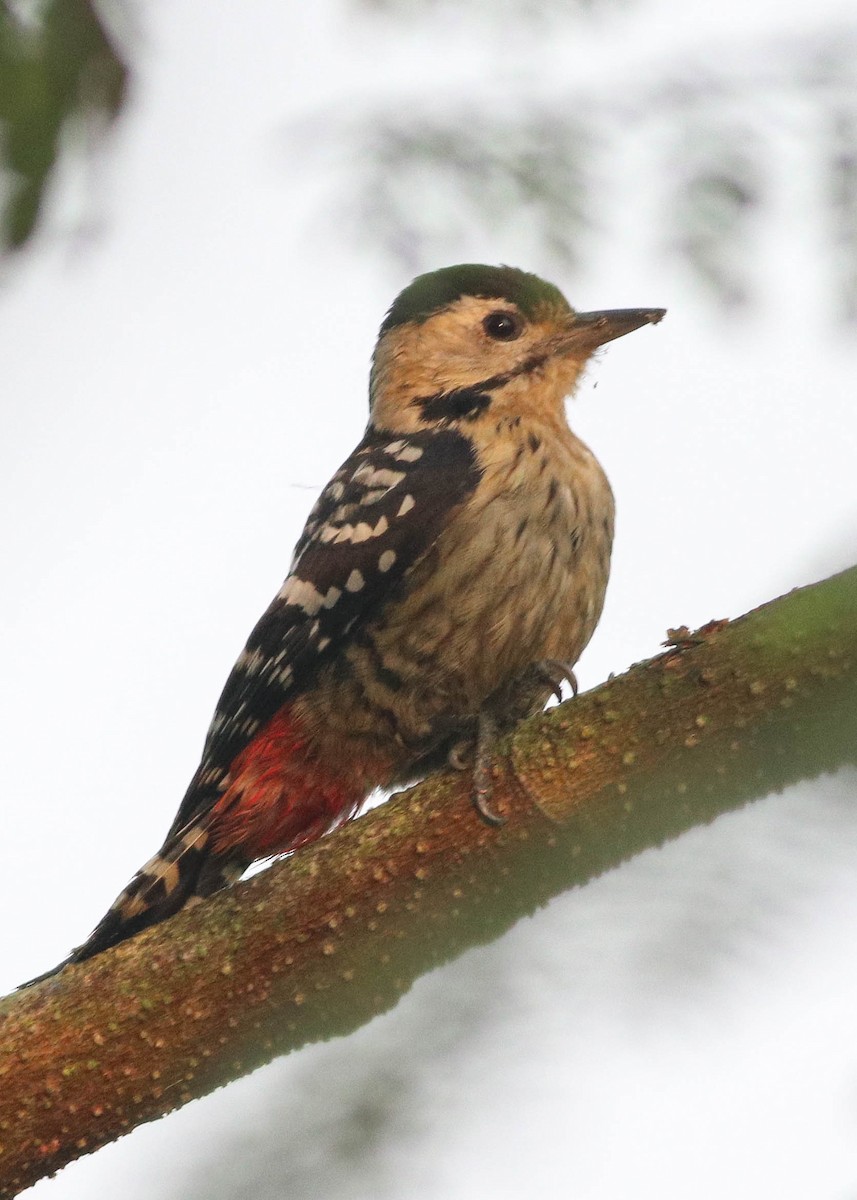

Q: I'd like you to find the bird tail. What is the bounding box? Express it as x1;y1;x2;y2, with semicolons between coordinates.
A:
17;821;244;988
67;818;247;965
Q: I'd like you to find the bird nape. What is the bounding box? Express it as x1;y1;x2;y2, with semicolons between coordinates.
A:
24;264;664;986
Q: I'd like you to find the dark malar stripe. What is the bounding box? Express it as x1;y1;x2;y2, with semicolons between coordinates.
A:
413;353;548;424
416;386;492;423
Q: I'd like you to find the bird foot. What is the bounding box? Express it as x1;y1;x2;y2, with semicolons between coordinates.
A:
535;659;578;703
448;662;579;828
445;714;505;825
447;739;473;773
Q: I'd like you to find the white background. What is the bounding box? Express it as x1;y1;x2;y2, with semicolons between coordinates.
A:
2;1;857;1197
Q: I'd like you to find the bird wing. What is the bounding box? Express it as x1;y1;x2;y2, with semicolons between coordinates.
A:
168;426;481;834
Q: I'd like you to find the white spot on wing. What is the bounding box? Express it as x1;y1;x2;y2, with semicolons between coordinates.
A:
354;466;406;489
236;647;266;674
378;549;396;572
397;494;416;517
396;444;423;462
329;517;390;543
346;569;365;592
278;576;325;615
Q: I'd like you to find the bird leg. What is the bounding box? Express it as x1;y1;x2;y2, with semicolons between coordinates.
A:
446;659;580;827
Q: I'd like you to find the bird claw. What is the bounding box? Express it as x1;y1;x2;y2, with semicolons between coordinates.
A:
463;662;579;827
471;710;506;827
472;783;506;827
447;739;473;772
536;659;578;703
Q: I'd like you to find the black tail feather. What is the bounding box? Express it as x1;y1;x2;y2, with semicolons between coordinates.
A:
18;821;247;987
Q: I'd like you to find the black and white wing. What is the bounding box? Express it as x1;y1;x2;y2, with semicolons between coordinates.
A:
169;425;481;832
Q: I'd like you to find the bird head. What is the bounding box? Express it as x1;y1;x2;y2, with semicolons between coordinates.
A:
369;264;665;435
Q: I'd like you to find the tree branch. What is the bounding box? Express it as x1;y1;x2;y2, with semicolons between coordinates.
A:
1;567;856;1198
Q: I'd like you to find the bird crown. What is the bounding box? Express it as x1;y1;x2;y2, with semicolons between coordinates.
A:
379;264;570;335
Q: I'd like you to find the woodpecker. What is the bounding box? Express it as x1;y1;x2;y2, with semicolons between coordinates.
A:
46;264;665;972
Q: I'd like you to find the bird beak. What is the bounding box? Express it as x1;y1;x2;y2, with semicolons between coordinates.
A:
556;307;666;354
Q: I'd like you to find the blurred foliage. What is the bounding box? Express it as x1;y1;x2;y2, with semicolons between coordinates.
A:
298;109;591;276
829;108;857;320
2;0;856;317
0;0;127;253
353;0;613;18
293;24;857;316
667;126;762;308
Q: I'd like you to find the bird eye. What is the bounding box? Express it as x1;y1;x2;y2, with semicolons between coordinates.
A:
482;311;524;341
